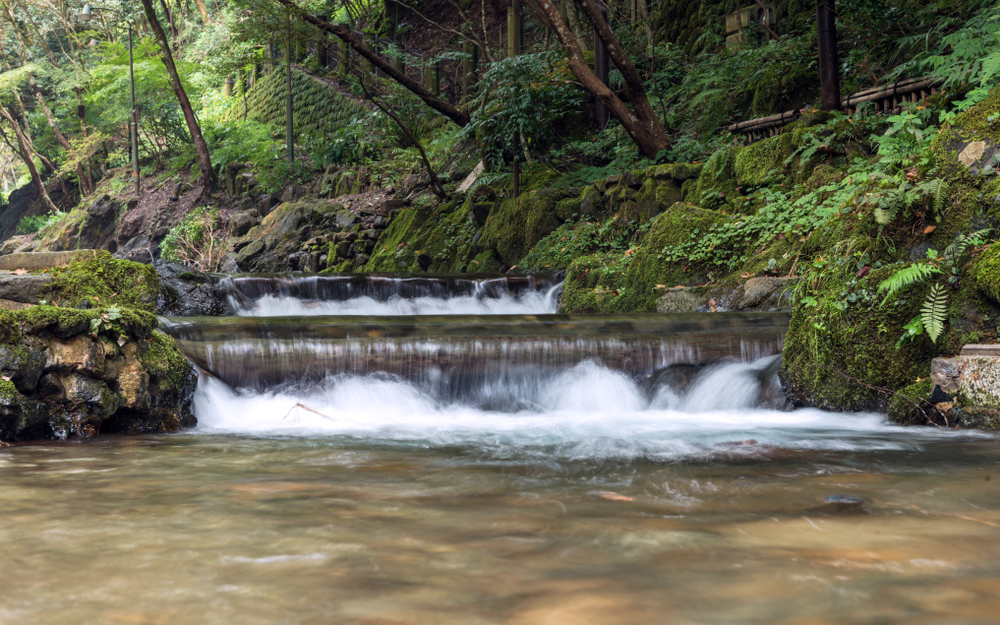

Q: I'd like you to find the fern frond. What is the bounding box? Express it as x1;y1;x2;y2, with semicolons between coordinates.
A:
874;206;896;225
878;263;943;304
944;228;993;259
921;283;949;343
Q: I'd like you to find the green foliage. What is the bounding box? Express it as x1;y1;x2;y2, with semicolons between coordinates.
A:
467;51;583;168
41;252;160;313
921;283;949;342
16;213;59;235
877;263;943;304
199;117;310;193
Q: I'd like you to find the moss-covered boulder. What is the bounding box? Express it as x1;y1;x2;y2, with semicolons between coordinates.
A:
227;198;348;272
38;251;159;312
481;189;577;266
365;198;481;273
781;267;938;412
0;305;195;441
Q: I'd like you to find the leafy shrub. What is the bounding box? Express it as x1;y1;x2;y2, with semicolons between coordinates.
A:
466;51;583;168
16;213;59;235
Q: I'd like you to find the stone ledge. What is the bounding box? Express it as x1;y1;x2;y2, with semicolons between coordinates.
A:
932;347;1000;408
0;250;103;272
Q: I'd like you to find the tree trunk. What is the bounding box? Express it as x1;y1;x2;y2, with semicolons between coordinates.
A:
139;0;217;194
525;0;669;158
0;106;60;214
273;0;471;127
193;0;209;22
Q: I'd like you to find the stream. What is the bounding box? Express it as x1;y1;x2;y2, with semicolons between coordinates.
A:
2;273;999;624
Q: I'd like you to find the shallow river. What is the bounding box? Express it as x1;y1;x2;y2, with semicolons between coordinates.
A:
2;370;999;624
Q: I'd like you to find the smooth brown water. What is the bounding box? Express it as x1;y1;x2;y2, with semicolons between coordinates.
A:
2;425;999;624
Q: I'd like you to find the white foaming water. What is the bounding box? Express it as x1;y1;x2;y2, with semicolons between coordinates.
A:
237;283;563;316
193;359;989;459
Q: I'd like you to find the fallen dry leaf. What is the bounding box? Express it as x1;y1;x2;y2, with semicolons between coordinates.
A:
12;268;27;275
598;492;635;502
924;225;937;234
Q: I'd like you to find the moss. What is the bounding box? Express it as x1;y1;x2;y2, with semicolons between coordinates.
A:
751;64;817;117
0;379;19;401
140;330;193;387
520;221;600;273
481;189;573;266
935;84;1000;150
365;199;479;273
616;204;731;311
468;249;505;273
40;252;159;312
734;133;797;188
12;305;158;338
559;253;632;313
887;379;933;424
802;164;845;192
687;146;744;212
781;266;937;412
973;243;1000;303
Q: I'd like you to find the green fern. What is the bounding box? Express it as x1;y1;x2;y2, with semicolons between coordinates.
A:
921;283;949;343
915;178;947;219
878;263;943;305
944;228;992;259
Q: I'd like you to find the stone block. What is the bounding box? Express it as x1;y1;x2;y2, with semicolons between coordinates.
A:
0;250;103;271
931;352;1000;408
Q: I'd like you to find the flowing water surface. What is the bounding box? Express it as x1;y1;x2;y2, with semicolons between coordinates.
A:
2;273;999;624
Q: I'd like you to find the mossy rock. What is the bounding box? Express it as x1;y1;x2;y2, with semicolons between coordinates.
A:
482;189;574;266
973;244;1000;305
781;266;938;412
886;379;933;424
616;204;730;312
734;133;797;188
559;253;632;313
934;84;1000;158
365;199;479;273
687;146;743;212
39;252;159;313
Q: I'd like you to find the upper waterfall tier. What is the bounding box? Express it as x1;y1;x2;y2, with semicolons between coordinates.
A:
221;273;564;316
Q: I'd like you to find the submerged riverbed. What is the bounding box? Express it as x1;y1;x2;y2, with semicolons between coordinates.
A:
2;372;999;624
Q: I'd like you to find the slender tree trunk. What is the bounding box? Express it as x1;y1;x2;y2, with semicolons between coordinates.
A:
139;0;217;194
273;0;471;126
525;0;669;157
193;0;208;21
160;0;179;39
0;108;60;214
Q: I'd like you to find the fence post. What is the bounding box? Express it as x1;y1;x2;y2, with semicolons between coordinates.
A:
817;0;840;110
223;75;233;97
462;41;478;98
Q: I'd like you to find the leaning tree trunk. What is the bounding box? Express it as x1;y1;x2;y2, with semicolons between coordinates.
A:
140;0;217;195
0;105;60;214
525;0;669;158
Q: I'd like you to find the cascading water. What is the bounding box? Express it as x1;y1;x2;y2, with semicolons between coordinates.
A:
158;271;954;457
221;272;565;316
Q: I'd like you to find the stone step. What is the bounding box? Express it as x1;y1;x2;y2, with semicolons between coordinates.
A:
0;250;103;272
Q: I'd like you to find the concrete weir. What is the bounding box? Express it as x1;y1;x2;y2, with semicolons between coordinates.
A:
161;312;790;391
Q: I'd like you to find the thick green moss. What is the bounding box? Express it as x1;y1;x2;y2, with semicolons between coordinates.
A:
559;253;632;313
481;189;573;266
887;380;933;424
0;379;19;401
935;84;1000;149
41;252;159;312
140;330;194;387
617;204;730;311
972;242;1000;303
687;146;743;211
365;199;479;273
734;133;797;188
781;267;937;412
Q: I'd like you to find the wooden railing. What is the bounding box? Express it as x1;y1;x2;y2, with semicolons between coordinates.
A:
728;76;944;142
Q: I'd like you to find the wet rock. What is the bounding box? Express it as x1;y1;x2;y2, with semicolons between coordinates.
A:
257;194;279;217
335;209;359;228
155;260;232;317
738;277;797;309
79;196;122;251
656;289;701;313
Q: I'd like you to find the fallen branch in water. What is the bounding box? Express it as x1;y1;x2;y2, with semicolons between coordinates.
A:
283;403;336;421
